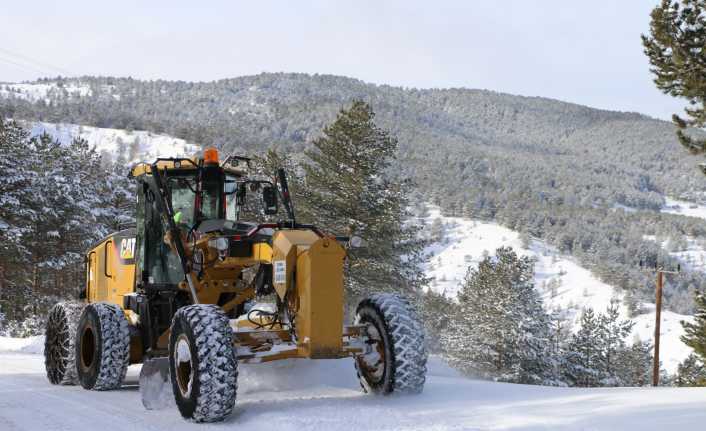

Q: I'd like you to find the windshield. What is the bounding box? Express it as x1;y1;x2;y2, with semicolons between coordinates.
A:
169;177;196;227
168;173;223;227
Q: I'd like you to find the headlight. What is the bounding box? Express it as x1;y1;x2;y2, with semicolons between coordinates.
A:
208;237;229;254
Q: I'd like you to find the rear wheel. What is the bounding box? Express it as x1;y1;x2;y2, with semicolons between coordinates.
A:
44;302;84;385
169;304;237;423
355;293;427;394
75;303;130;390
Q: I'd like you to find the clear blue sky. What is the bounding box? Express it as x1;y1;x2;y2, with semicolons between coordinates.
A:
0;0;686;121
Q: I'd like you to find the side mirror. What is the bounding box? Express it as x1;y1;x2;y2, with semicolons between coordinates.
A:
262;185;278;215
349;236;365;248
236;183;247;206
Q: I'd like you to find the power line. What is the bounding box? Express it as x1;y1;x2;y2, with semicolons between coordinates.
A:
0;47;72;76
0;54;48;77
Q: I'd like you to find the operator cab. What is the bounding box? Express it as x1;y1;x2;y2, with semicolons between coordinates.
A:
130;149;278;289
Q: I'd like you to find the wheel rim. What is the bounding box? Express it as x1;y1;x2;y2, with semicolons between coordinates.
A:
80;326;96;369
174;335;194;398
357;323;386;384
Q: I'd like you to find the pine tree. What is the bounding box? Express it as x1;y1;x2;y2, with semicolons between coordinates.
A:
0;121;110;325
251;148;309;222
615;338;653;387
642;0;706;151
0;120;37;320
681;289;706;362
518;293;555;385
97;159;135;233
420;289;456;353
564;308;603;387
302;100;427;300
564;304;636;387
598;300;635;385
24;135;105;302
441;247;553;383
676;353;706;386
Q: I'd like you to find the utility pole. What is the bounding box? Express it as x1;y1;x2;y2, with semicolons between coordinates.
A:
653;270;663;387
651;266;679;387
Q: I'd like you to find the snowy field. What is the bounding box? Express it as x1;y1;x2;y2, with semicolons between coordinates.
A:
422;206;693;373
1;349;705;431
27;121;200;164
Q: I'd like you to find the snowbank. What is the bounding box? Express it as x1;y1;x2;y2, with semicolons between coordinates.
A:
0;335;44;354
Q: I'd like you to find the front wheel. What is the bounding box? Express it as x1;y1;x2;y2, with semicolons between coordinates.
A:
354;293;427;394
169;305;237;423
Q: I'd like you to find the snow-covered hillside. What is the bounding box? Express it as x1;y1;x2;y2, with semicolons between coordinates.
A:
27;121;200;163
1;349;705;431
0;81;93;103
663;196;706;220
422;206;693;373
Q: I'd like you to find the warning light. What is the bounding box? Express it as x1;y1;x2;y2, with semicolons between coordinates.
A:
204;147;219;165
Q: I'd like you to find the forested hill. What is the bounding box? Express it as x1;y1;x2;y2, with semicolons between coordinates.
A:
1;73;703;209
1;74;704;207
3;73;706;313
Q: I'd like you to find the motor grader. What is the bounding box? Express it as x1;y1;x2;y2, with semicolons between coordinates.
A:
44;148;427;422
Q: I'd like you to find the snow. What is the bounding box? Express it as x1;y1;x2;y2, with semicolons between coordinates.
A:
648;197;706;272
139;358;175;411
140;368;175;410
644;234;706;272
0;82;91;103
662;196;706;219
422;206;693;374
0;351;704;430
0;335;44;354
26;121;200;164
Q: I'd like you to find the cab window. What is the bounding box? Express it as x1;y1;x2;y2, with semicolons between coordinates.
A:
169;177;196;227
225;175;238;221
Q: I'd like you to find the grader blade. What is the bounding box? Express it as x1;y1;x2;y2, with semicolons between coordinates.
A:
139;357;173;410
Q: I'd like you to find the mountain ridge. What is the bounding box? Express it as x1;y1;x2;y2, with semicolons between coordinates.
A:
0;72;664;123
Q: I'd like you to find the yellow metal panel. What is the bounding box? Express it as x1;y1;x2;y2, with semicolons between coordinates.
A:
271;230;320;299
86;234;136;309
253;242;273;262
130;159;245;178
295;237;346;358
130;159;198;177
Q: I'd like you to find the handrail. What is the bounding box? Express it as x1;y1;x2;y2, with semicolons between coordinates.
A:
104;240;113;279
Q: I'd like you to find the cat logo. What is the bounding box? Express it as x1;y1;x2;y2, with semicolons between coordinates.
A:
120;238;136;260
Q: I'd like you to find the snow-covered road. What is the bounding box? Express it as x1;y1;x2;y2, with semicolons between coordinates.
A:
1;352;705;431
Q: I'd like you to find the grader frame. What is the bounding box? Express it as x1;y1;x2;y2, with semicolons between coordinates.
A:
45;148;427;423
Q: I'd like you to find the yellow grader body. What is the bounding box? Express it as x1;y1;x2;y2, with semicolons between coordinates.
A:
43;149;427;423
86;227;359;364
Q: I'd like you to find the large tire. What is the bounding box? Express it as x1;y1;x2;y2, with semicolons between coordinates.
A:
75;303;130;390
169;304;237;423
354;293;427;395
44;302;84;385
